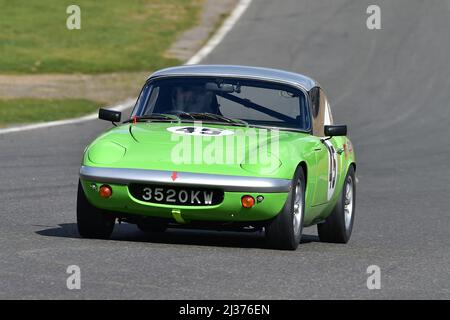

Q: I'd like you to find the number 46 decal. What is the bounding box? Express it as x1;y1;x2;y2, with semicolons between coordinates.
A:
323;140;338;201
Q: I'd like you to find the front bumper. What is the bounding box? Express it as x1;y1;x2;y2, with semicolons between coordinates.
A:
80;166;291;193
79;166;291;222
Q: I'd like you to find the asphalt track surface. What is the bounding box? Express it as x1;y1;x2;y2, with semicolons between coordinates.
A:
1;0;449;299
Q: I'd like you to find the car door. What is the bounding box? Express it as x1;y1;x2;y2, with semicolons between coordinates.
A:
309;87;337;206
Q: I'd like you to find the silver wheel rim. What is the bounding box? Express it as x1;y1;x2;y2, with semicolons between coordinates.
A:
293;181;303;237
344;176;354;230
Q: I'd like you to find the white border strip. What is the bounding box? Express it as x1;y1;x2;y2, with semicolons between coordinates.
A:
0;98;134;135
0;0;252;135
186;0;253;65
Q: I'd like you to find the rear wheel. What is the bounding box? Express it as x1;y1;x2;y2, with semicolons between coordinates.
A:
265;167;305;250
77;181;115;239
318;166;355;243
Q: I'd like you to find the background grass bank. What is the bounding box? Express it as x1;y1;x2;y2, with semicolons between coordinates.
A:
0;0;203;73
0;99;103;126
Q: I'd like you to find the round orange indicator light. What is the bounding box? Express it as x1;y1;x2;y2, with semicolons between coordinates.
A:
99;185;112;198
241;195;255;208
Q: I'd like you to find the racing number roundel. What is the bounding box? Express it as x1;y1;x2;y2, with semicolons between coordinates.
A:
323;140;338;201
167;126;234;136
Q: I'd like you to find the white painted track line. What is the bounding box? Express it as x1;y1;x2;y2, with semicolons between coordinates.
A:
186;0;253;65
0;98;135;135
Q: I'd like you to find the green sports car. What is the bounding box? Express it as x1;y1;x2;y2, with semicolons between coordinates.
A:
77;65;356;250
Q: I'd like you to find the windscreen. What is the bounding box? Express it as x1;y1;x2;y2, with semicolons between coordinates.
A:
132;77;310;131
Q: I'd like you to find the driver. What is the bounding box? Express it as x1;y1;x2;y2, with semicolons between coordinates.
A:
171;85;216;113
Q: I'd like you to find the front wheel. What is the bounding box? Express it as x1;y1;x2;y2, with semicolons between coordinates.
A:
77;181;115;239
265;167;305;250
318;166;356;243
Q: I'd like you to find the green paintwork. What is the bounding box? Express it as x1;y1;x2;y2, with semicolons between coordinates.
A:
80;121;356;226
81;179;288;222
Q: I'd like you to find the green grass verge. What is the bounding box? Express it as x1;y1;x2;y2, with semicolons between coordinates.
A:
0;0;202;73
0;99;103;125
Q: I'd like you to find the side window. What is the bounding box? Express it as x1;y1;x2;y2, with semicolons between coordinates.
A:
309;87;327;136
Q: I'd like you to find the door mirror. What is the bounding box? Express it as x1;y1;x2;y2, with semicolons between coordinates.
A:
99;108;121;122
324;125;347;137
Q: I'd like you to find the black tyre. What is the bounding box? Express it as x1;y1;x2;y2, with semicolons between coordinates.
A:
137;222;168;233
77;180;115;239
318;166;355;243
265;166;305;250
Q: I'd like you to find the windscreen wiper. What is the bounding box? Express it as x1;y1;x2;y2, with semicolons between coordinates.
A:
183;112;249;127
124;113;181;123
127;112;251;128
190;113;305;132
